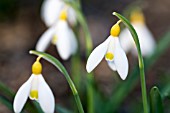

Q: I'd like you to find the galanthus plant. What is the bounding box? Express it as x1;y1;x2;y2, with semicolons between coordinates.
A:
13;57;55;113
36;8;78;60
1;1;167;112
119;10;156;57
41;0;77;27
86;20;129;80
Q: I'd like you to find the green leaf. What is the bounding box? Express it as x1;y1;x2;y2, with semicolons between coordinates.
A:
0;81;14;97
150;86;164;113
0;96;13;110
32;101;44;113
56;104;73;113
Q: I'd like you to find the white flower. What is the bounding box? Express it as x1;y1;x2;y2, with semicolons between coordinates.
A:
41;0;77;27
86;21;129;80
119;10;156;57
36;9;78;60
13;58;55;113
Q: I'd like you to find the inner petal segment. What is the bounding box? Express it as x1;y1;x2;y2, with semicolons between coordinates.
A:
51;35;58;45
105;52;114;61
30;90;38;100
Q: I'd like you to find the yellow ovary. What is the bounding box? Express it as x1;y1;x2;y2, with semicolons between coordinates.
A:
51;35;58;45
32;57;42;75
59;9;67;20
130;10;145;24
30;90;38;100
110;20;121;37
105;52;114;61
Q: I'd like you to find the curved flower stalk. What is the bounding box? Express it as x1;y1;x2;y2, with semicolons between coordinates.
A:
86;20;129;80
119;10;156;57
13;57;55;113
36;8;78;60
41;0;77;27
113;12;148;113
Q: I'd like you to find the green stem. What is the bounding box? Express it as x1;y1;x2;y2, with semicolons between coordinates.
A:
87;73;94;113
30;50;84;113
68;77;84;113
71;2;94;113
57;1;94;112
64;0;93;56
71;23;81;91
113;12;148;113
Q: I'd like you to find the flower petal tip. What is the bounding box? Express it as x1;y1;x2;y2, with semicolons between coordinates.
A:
60;55;69;60
86;65;92;73
86;68;91;73
121;76;127;80
112;12;116;15
119;73;128;80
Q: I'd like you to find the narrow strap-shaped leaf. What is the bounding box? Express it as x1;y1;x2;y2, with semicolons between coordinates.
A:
32;101;44;113
0;81;14;97
150;86;164;113
56;104;73;113
0;96;13;111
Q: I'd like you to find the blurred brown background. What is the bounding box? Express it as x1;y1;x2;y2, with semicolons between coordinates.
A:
0;0;170;112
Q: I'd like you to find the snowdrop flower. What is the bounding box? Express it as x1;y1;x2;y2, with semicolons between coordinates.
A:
13;57;55;113
36;8;78;60
86;21;129;80
41;0;77;27
119;10;156;57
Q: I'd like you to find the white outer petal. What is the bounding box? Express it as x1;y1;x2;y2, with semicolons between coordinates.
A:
38;74;55;113
132;23;156;57
56;20;72;60
114;38;129;80
107;61;117;71
13;75;34;113
36;25;56;52
68;27;78;54
41;0;64;27
86;36;112;73
119;28;134;53
68;7;77;26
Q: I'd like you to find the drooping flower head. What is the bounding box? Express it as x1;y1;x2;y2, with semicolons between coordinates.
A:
119;9;156;57
36;7;78;60
13;57;55;113
41;0;77;27
86;20;129;80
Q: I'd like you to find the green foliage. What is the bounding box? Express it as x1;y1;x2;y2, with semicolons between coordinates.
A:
150;86;164;113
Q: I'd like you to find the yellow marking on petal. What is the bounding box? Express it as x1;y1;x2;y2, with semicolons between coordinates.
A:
59;9;67;21
51;35;58;45
110;20;121;37
105;52;114;60
130;10;145;24
30;90;38;100
32;57;42;75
